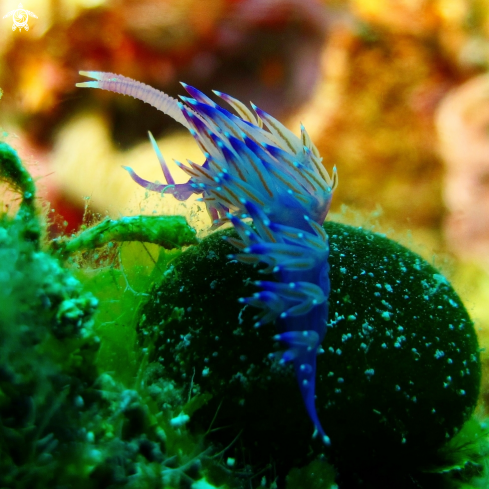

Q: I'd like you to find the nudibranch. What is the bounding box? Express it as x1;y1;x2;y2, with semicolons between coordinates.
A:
77;71;338;445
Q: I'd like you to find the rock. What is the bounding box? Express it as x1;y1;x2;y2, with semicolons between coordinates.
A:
138;221;481;486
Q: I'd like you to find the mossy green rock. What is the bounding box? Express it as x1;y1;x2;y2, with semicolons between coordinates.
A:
138;221;481;486
0;215;100;487
0;142;214;489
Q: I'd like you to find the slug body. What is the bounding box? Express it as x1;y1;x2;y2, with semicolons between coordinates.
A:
77;72;337;445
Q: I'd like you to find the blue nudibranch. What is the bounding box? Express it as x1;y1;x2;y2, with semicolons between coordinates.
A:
77;71;338;445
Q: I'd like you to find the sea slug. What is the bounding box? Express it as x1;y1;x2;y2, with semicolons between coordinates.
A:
77;71;337;445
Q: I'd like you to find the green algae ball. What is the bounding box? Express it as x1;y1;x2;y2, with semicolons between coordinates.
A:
138;221;481;485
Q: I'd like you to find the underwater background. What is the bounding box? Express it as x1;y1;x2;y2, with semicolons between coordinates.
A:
1;0;489;488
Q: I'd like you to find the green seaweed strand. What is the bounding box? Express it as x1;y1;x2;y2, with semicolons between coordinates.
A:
52;214;199;258
0;142;40;243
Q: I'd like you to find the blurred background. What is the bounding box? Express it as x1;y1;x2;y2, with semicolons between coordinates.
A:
1;0;489;403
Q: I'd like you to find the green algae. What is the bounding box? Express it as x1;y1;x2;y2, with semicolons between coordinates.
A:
52;214;198;259
49;205;197;384
0;142;40;241
286;457;337;489
0;142;226;489
430;416;489;488
0;146;101;486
